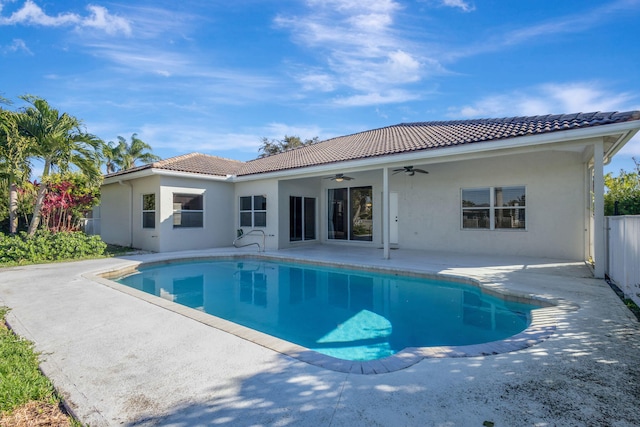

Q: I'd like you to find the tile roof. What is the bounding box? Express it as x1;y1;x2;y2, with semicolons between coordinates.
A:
105;153;243;179
237;111;640;176
105;111;640;180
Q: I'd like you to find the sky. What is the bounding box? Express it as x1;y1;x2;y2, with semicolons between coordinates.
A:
1;0;639;176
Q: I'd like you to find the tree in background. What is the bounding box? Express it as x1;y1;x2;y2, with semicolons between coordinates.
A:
0;107;32;233
604;157;640;215
15;95;102;235
103;133;160;173
258;135;319;158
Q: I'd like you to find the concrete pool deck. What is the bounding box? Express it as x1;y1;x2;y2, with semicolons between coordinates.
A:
1;246;639;426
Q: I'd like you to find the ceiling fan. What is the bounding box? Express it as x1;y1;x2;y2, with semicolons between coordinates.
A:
324;173;354;182
392;166;429;176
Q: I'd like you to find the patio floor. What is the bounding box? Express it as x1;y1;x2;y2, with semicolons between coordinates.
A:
1;246;639;426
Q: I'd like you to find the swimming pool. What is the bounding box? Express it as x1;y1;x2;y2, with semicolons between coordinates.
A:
114;257;545;363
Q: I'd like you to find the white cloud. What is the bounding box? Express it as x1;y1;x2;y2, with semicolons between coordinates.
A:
334;89;422;107
81;5;131;36
442;0;475;12
0;0;131;36
263;122;324;141
275;0;443;106
2;38;32;54
0;0;78;26
453;82;636;118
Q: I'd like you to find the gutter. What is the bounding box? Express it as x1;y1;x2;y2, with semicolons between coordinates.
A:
104;168;233;186
603;129;639;165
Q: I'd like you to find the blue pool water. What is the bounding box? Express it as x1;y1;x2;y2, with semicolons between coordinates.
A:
116;258;540;361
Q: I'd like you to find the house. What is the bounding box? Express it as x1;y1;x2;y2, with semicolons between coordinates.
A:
97;111;640;277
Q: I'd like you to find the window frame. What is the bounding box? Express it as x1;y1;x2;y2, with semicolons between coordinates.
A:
239;195;267;228
172;193;204;228
461;186;526;231
142;193;156;229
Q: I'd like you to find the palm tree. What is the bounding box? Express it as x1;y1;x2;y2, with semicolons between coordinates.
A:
0;108;31;234
16;96;102;236
110;133;160;171
101;139;124;174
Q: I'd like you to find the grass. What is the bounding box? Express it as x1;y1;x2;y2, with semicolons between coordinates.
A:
0;307;77;426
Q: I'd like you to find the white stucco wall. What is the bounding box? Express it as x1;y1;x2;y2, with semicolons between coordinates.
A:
156;176;235;252
389;150;586;260
99;148;587;260
99;181;135;247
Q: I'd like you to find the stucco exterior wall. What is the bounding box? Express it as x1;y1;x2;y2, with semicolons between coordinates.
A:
156;176;235;252
390;150;586;260
99;181;135;247
234;179;280;251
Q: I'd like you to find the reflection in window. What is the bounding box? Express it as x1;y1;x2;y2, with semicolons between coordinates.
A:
290;196;316;241
173;194;203;228
462;186;526;230
142;194;155;229
328;186;373;241
240;195;267;227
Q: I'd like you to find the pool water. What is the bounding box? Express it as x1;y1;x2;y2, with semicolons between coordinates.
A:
116;258;540;361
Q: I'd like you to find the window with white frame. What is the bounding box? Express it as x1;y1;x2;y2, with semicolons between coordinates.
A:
240;195;267;227
173;193;203;228
142;194;156;229
461;186;526;230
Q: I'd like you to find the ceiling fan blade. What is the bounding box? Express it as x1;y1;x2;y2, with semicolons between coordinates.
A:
415;169;429;174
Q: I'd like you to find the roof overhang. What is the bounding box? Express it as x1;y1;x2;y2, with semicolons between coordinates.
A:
103;168;233;185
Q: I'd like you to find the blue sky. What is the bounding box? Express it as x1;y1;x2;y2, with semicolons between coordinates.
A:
1;0;639;175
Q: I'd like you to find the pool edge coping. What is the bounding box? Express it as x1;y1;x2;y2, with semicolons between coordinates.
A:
84;253;573;375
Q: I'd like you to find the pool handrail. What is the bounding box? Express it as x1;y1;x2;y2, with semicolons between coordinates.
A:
232;229;265;252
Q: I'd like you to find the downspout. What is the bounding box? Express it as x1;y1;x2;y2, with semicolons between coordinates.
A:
118;180;134;248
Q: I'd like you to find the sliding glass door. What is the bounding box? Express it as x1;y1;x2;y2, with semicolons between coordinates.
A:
328;186;372;242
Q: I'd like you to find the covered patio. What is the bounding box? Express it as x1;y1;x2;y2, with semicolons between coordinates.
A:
1;246;639;425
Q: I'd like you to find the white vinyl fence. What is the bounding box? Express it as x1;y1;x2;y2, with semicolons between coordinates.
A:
606;215;640;306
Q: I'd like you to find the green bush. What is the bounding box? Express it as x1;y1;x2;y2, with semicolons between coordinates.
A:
0;231;106;264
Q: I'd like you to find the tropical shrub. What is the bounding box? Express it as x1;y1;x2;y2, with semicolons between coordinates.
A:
0;230;106;264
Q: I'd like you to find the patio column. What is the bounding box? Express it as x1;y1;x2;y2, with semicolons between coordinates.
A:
383;167;390;259
593;140;605;278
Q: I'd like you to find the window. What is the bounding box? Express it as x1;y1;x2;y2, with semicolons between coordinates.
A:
290;196;316;241
240;195;267;227
173;193;203;228
461;186;526;230
142;194;155;229
328;186;373;241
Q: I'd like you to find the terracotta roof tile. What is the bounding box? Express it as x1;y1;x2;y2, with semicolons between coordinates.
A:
105;153;243;178
106;111;640;180
237;111;640;176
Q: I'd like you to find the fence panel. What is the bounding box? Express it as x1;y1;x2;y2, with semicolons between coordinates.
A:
606;215;640;306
